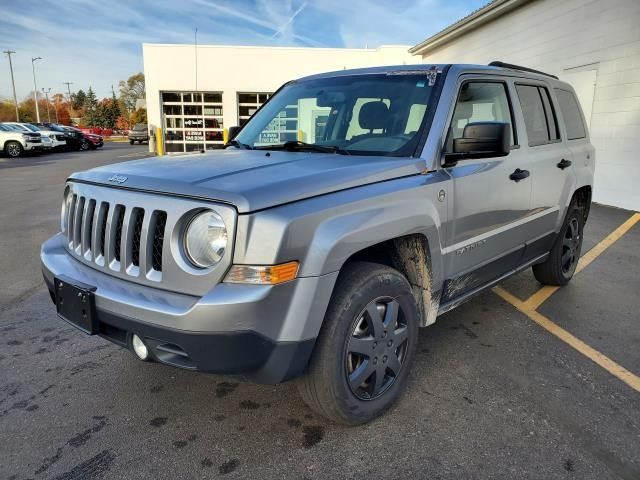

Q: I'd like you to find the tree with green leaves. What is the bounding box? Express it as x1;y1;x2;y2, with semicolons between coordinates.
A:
71;89;86;110
108;91;121;127
83;87;98;126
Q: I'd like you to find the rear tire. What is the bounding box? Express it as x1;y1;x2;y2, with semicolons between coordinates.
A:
533;202;584;286
5;141;23;158
129;140;134;145
297;261;419;425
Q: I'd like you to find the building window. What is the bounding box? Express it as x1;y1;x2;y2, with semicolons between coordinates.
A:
237;92;272;126
161;91;224;153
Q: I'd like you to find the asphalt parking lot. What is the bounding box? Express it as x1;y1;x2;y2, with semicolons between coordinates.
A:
1;144;639;479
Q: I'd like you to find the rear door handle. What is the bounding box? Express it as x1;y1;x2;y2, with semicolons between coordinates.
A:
557;158;572;169
509;168;530;182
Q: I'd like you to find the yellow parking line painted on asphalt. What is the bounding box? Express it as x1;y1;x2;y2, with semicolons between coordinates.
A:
523;285;560;311
575;212;640;275
522;212;640;311
493;286;640;393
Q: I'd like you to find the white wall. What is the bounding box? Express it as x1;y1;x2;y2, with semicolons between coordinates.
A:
143;44;415;149
417;0;640;210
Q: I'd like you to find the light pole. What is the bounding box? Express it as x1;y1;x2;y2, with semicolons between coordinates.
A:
31;56;42;123
3;50;19;121
42;88;52;123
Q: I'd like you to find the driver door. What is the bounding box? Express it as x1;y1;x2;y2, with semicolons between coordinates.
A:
441;78;532;303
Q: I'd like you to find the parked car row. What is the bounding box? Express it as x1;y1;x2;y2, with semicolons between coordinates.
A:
0;122;103;158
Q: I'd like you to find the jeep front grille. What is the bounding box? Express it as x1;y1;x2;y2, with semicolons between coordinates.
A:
65;193;167;278
151;211;167;272
61;182;236;296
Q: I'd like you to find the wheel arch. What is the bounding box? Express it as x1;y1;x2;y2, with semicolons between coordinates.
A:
571;184;592;225
341;233;438;326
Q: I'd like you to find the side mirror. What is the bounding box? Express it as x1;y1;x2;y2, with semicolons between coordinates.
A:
228;126;241;141
447;122;510;162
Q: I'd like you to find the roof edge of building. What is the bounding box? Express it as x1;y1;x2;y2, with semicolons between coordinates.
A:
409;0;533;55
142;43;413;52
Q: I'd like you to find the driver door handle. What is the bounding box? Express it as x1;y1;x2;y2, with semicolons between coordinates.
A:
509;168;530;182
557;158;572;169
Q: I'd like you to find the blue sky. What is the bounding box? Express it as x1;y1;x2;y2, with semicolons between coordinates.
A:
0;0;487;101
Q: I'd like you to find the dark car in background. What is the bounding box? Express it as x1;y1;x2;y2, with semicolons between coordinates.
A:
60;126;102;150
128;123;149;144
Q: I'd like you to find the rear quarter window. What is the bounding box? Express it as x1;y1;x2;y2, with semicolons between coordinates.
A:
555;89;587;140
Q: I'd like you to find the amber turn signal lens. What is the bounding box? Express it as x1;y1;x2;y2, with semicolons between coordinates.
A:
224;261;299;285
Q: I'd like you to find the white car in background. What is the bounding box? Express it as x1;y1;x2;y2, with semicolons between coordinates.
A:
0;123;43;157
3;122;64;150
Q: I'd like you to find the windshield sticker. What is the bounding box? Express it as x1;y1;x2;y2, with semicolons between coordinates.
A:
427;66;438;86
416;81;426;88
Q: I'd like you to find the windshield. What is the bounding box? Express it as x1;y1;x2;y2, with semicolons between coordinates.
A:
26;124;43;132
234;72;437;156
7;124;28;132
133;124;147;131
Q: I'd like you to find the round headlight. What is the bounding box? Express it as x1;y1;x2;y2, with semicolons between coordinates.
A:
184;210;227;268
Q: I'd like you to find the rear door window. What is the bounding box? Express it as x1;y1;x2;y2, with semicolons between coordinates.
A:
516;84;560;146
555;89;587;140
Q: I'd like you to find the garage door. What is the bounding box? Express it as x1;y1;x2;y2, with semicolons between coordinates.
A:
161;92;224;153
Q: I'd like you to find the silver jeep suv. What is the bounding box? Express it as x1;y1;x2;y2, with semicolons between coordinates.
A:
41;62;594;424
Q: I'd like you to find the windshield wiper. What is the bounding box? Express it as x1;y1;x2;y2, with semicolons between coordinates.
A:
255;140;350;155
224;139;253;150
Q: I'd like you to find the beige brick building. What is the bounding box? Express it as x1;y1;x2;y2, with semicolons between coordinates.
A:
410;0;640;210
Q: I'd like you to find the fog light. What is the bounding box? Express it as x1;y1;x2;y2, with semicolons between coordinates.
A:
132;334;149;360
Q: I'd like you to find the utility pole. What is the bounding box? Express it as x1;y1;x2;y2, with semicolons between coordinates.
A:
42;88;52;123
31;57;42;122
63;81;73;102
3;50;19;121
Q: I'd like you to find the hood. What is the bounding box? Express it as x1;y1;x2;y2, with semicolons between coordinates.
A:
70;149;424;213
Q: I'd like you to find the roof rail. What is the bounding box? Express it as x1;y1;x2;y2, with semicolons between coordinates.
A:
488;61;558;79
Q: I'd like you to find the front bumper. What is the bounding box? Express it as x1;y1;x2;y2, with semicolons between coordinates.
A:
24;141;43;151
41;234;337;383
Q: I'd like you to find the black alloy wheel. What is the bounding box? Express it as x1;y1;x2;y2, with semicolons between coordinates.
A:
345;297;409;400
561;217;581;277
297;261;419;424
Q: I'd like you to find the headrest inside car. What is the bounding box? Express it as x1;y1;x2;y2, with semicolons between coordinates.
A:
359;101;389;131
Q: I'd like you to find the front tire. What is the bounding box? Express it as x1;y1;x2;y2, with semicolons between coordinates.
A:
297;261;419;425
129;140;134;145
533;202;584;286
5;141;23;158
80;140;90;151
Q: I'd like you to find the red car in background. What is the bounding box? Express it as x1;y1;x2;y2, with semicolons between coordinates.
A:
66;127;104;150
